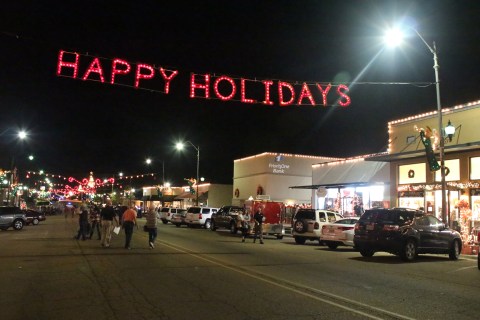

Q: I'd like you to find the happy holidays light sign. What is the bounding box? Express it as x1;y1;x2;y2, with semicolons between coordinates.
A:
56;50;351;107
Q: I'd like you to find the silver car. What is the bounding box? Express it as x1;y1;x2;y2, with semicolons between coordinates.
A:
0;206;27;231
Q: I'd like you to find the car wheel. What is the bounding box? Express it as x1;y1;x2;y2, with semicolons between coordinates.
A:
294;236;306;245
204;220;211;229
327;242;338;250
359;246;375;257
276;235;283;240
400;239;417;261
161;219;168;224
477;252;479;270
175;224;181;227
32;218;39;225
230;223;237;234
13;219;24;230
449;239;461;260
293;219;307;233
210;221;217;231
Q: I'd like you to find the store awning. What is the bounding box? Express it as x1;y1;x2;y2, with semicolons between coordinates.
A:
290;160;390;189
174;192;196;200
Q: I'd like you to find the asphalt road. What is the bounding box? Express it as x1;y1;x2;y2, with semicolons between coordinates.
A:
0;215;478;320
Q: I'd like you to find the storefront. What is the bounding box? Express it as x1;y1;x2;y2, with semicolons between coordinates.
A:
292;156;391;216
369;99;480;253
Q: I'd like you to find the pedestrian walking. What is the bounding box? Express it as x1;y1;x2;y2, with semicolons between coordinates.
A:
88;205;101;240
74;202;89;241
100;199;119;248
122;204;138;249
253;206;265;244
144;206;158;249
236;210;249;242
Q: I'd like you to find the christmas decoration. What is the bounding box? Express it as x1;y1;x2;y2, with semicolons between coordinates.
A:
184;178;196;194
415;125;440;172
57;50;352;107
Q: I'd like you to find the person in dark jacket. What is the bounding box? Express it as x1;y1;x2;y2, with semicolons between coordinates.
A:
253;207;265;244
100;199;119;248
75;203;89;241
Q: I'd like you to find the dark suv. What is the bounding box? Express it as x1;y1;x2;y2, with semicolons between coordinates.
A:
354;208;462;261
0;206;27;231
210;206;243;233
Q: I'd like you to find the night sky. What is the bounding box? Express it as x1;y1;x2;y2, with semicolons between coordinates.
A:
1;0;479;187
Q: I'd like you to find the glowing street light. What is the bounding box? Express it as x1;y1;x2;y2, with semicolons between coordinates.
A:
384;25;448;224
18;130;27;139
176;141;200;206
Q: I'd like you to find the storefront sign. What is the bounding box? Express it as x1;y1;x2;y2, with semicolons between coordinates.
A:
56;50;352;107
269;163;290;174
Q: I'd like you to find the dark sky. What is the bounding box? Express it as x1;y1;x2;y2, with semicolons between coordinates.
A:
1;0;479;187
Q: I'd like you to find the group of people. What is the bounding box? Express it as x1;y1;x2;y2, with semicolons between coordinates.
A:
236;206;265;244
73;200;158;249
74;202;267;247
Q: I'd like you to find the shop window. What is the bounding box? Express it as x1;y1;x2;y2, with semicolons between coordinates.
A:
470;157;480;180
399;163;426;184
434;159;460;182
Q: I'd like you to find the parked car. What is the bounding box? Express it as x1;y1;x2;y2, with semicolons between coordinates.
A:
158;207;186;224
0;206;27;230
184;206;218;229
24;209;47;225
170;211;189;227
210;206;243;233
320;217;359;249
353;208;462;261
292;209;343;245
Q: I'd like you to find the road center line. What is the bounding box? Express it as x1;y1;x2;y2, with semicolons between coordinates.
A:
160;241;417;320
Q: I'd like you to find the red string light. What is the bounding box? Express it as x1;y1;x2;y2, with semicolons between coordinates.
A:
57;50;352;107
214;76;236;100
297;82;315;106
278;81;295;106
135;64;155;88
57;51;79;78
82;57;105;82
190;73;210;98
241;79;256;104
111;59;131;84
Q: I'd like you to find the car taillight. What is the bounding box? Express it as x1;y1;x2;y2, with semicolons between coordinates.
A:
314;222;319;229
168;213;170;216
199;213;202;219
321;225;327;230
383;224;399;231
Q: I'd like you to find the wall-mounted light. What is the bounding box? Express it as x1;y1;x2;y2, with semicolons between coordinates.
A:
444;120;456;142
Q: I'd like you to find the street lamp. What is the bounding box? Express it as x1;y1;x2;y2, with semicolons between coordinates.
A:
385;26;448;224
145;157;166;187
176;141;200;206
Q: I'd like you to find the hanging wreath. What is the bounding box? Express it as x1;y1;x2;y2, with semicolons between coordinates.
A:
408;169;415;178
234;188;240;198
257;185;263;195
